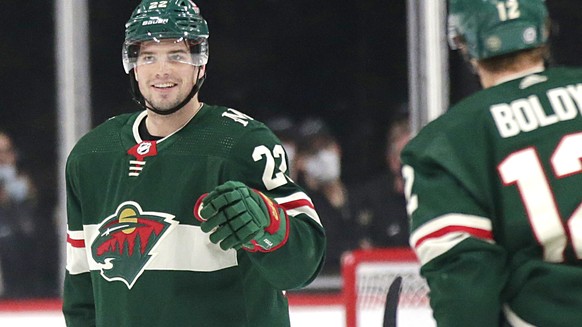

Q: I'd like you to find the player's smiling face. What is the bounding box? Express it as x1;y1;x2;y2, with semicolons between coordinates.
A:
134;39;203;112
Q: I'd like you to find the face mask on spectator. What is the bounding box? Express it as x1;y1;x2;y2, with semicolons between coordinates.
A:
304;149;341;183
0;164;29;202
282;142;296;167
0;164;16;183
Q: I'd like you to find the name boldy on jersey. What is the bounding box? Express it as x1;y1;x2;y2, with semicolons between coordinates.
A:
490;81;582;138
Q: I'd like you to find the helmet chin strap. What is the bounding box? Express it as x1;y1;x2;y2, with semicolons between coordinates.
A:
129;68;206;116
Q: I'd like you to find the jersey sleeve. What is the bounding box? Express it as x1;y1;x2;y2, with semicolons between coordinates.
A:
402;130;508;327
62;154;96;326
224;124;326;290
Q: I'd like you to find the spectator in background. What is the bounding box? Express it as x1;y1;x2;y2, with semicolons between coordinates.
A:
352;114;411;249
0;131;38;299
295;118;356;275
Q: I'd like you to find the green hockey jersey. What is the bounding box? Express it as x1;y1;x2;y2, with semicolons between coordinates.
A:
63;104;326;327
402;67;582;327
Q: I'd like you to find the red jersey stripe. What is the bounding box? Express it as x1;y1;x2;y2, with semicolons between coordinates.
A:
280;199;314;210
414;225;493;249
67;235;86;248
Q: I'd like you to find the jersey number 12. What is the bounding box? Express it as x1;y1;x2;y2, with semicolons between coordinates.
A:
498;132;582;262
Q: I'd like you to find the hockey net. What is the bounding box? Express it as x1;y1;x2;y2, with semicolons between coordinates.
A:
341;247;434;327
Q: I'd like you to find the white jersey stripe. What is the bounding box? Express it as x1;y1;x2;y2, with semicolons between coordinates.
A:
275;191;313;205
66;244;91;275
410;213;493;246
66;224;238;275
68;229;85;240
66;229;90;274
287;207;321;225
275;192;322;225
410;213;494;265
503;305;537;327
414;232;472;265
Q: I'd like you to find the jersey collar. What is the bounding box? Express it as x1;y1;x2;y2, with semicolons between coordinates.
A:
493;65;545;86
131;104;204;144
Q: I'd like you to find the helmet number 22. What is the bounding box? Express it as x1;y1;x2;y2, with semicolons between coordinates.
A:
148;1;168;9
498;132;582;262
496;0;520;21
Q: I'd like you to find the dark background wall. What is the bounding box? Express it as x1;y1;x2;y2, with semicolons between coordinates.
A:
0;0;580;297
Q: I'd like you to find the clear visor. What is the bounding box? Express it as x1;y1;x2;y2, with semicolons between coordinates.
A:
122;37;208;74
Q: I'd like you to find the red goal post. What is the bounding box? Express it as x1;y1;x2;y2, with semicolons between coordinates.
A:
341;247;431;327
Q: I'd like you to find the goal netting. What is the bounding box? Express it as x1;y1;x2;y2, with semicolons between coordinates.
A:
341;248;435;327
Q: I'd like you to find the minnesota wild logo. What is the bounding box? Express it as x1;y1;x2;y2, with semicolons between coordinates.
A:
91;201;176;289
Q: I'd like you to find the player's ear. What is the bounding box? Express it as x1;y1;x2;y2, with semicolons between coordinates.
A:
469;59;479;73
134;69;139;82
197;65;206;79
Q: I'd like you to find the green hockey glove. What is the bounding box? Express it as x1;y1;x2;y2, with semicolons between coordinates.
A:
194;181;289;252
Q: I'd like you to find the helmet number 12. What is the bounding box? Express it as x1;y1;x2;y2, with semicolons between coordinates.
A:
496;0;520;21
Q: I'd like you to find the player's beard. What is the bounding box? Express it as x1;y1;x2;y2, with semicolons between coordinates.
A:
144;94;185;113
142;84;188;113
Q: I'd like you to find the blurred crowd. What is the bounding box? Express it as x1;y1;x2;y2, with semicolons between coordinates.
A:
267;113;411;276
0;131;58;299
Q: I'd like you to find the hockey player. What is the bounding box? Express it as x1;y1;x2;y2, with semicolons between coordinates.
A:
62;1;325;326
402;0;582;326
